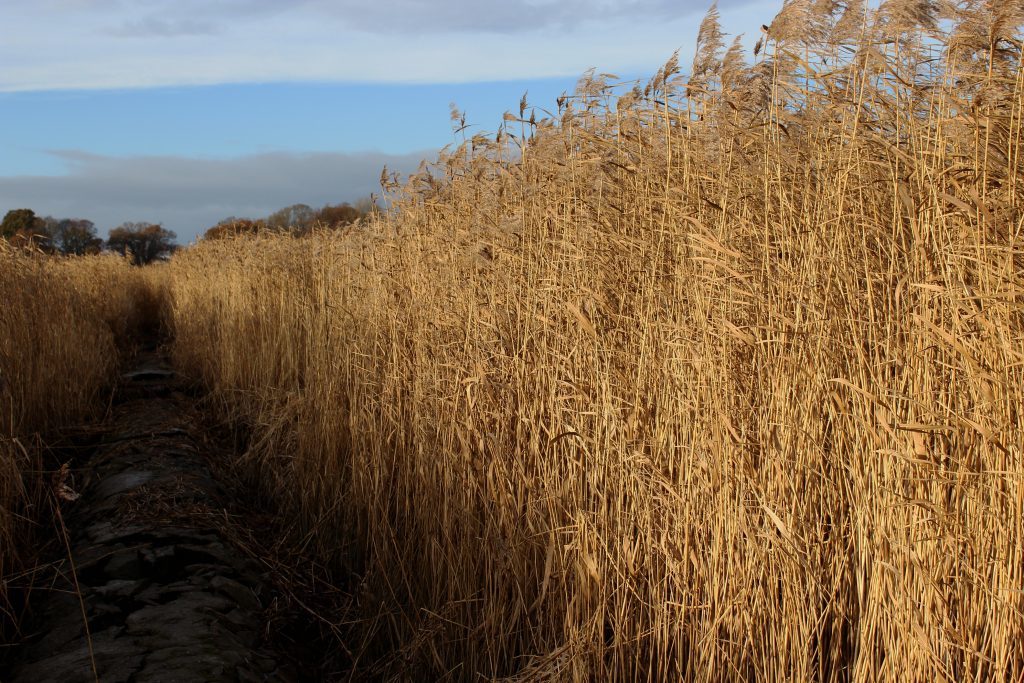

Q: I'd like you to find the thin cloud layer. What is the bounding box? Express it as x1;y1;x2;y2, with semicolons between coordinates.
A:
29;0;755;35
107;17;221;38
0;0;773;90
279;0;703;34
0;149;431;242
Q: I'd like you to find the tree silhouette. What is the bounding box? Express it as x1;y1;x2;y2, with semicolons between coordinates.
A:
266;204;315;232
51;218;103;255
203;218;267;240
107;223;177;265
315;203;362;228
2;209;41;240
2;209;54;250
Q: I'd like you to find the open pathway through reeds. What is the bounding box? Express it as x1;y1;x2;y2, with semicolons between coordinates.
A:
1;346;310;682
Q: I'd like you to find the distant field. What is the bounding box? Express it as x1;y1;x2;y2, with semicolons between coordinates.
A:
5;2;1024;680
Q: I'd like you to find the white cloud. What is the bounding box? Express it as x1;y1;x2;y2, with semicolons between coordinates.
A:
0;0;776;91
0;149;431;242
106;17;221;38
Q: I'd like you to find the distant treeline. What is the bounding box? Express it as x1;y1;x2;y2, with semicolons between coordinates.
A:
202;197;379;240
0;208;177;265
1;197;379;264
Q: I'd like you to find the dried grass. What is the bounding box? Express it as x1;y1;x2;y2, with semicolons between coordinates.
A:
163;6;1024;680
0;246;162;632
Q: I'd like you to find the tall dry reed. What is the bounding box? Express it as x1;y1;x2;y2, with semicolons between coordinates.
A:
169;3;1024;680
0;246;161;630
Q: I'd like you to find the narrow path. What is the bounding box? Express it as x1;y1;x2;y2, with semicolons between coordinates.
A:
4;350;290;682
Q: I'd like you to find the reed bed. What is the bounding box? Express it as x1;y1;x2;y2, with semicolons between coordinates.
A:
168;2;1024;680
0;246;161;630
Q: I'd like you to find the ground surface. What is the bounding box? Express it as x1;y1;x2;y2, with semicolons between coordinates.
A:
2;350;295;682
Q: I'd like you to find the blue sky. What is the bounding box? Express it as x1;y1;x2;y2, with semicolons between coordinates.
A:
0;0;780;243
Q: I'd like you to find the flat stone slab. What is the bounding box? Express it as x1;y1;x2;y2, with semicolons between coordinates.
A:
122;368;176;382
91;469;156;499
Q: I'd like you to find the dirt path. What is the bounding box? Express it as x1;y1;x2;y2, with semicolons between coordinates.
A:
3;350;293;682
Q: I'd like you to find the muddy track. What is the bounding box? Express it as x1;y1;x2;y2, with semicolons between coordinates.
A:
3;350;293;682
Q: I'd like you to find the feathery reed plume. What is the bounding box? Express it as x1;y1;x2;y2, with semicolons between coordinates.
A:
767;0;813;45
721;34;748;96
831;0;868;44
878;0;940;34
690;3;725;100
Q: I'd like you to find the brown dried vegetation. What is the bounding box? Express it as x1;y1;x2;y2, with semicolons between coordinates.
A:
2;0;1021;679
168;3;1023;680
0;247;162;632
